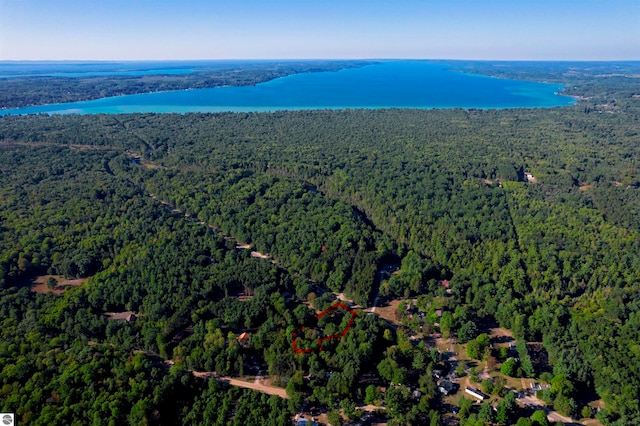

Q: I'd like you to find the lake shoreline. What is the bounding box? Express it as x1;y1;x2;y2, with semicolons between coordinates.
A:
0;61;575;115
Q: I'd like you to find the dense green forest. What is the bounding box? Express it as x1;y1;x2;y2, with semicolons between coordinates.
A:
1;64;639;425
0;60;373;108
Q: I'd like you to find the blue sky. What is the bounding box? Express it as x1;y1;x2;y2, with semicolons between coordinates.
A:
1;0;638;60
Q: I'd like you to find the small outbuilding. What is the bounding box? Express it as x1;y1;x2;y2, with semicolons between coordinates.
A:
237;332;250;347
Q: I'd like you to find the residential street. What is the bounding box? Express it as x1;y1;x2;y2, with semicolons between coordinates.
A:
516;393;578;425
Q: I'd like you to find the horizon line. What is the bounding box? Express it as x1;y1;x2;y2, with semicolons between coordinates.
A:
1;58;639;63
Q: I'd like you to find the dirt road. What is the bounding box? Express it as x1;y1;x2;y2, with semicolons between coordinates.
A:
517;394;577;424
193;372;289;399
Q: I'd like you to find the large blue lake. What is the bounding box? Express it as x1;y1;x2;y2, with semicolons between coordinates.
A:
0;61;574;115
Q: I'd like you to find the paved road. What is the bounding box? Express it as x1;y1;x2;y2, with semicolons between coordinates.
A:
366;272;383;313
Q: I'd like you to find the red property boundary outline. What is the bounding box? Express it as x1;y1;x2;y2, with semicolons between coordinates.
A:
292;302;358;354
